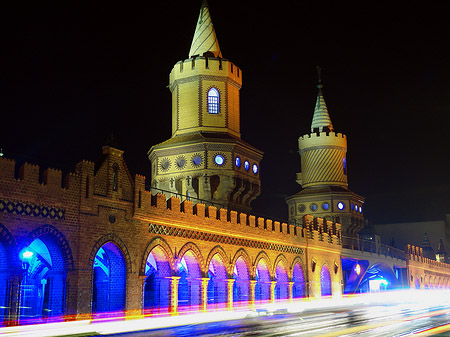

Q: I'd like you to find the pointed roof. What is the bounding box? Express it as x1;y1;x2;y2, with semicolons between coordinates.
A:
189;0;222;58
311;85;334;133
311;67;334;133
422;232;435;260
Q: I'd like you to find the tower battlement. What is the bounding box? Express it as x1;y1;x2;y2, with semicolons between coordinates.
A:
299;131;347;150
170;57;242;89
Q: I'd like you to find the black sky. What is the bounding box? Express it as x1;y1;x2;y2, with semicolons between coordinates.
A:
1;1;449;225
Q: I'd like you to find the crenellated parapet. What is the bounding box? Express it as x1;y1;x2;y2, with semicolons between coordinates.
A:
406;244;450;289
298;131;347;152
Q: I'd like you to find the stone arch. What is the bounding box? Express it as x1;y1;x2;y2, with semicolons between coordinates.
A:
140;236;174;275
253;251;272;279
205;245;229;277
290;256;305;280
88;233;132;274
22;224;74;271
176;242;205;275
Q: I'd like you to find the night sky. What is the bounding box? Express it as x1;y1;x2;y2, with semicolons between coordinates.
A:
1;1;449;226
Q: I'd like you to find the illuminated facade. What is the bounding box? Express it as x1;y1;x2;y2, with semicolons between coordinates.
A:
0;0;449;328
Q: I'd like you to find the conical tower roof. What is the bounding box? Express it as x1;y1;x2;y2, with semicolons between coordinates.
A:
311;85;334;133
189;0;222;58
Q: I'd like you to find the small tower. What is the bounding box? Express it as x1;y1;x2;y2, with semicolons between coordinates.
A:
286;68;364;236
436;238;449;263
148;1;263;213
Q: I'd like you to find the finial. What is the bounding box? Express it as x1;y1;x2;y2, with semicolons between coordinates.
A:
316;66;323;89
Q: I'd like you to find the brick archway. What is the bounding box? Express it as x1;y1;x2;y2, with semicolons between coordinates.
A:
23;224;74;271
290;256;305;280
176;242;205;276
140;236;174;276
253;251;272;279
205;245;229;277
88;233;132;274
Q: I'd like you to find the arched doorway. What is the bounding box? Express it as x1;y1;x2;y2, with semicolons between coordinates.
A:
177;250;201;312
292;263;305;299
320;265;332;297
255;258;270;304
19;237;66;323
207;253;227;310
92;242;126;317
274;261;289;301
233;256;250;308
143;246;171;315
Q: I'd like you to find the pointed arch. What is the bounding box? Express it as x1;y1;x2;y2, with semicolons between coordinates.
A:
290;256;305;280
140;237;174;275
0;222;18;269
253;251;272;279
176;242;205;275
23;224;74;271
205;245;229;277
273;254;289;275
88;233;132;274
231;248;252;273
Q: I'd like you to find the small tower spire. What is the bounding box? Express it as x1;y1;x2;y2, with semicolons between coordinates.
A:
311;66;334;133
189;0;222;58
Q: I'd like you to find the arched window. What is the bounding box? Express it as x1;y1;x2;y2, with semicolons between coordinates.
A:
207;88;219;114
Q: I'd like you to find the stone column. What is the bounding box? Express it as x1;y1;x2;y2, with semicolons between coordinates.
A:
250;280;257;311
169;276;180;316
288;281;294;303
270;281;277;304
226;279;235;311
201;278;210;312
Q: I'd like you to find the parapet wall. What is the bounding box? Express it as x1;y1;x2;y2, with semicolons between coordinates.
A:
407;244;450;273
299;131;347;151
170;56;242;88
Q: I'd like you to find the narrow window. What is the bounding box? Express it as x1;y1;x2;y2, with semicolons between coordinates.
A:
138;190;142;208
343;157;347;175
112;163;119;191
207;88;220;114
85;176;90;198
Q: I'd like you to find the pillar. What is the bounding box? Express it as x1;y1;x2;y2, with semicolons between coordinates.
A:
201;278;209;312
169;276;180;316
250;280;257;311
226;279;235;311
270;281;277;304
288;281;294;303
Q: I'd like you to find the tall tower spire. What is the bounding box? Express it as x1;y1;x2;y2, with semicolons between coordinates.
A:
189;0;222;58
286;69;364;236
311;67;333;133
148;1;263;214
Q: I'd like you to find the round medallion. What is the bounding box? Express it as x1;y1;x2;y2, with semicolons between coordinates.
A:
252;164;258;174
235;156;241;168
310;203;318;211
214;154;226;166
298;204;306;212
337;202;345;210
160;158;170;171
192;154;202;166
322;202;329;210
176;156;186;169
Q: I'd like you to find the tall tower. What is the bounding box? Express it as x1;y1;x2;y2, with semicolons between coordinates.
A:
148;1;263;213
286;71;364;236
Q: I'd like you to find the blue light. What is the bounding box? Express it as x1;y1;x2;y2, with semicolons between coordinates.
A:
22;250;34;259
214;155;224;166
244;160;250;171
322;202;329;210
252;164;258;174
235;156;241;167
337;202;345;210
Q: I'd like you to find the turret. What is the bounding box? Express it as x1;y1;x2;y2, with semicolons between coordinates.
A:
286;68;364;236
148;1;263;213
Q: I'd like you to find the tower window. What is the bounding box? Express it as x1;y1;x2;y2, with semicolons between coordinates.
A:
343;157;347;175
207;88;220;114
112;163;119;191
